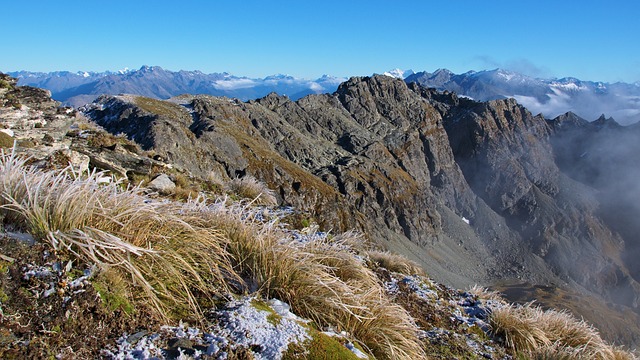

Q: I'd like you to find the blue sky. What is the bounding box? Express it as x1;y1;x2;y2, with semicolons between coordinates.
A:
3;0;639;82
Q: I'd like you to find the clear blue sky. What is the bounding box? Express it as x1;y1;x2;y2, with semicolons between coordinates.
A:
3;0;639;82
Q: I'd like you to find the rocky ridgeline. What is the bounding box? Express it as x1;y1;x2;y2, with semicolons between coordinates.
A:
0;73;173;183
2;72;640;349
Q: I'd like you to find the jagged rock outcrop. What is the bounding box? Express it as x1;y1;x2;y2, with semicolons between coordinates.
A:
0;73;168;180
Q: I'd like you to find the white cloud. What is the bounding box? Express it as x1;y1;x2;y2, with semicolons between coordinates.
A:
512;91;574;118
212;78;257;90
308;82;325;92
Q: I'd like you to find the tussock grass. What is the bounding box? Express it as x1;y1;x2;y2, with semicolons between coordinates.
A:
490;302;636;359
467;284;506;303
366;249;424;275
188;202;424;359
226;175;278;206
0;149;234;321
0;149;423;358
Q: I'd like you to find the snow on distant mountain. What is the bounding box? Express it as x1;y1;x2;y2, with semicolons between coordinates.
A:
406;69;640;125
382;68;415;79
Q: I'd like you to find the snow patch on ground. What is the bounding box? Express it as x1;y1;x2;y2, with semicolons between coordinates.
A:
213;297;310;360
102;297;309;360
387;275;439;300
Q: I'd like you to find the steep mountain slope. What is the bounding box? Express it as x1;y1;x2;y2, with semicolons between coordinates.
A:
85;75;640;347
548;112;640;302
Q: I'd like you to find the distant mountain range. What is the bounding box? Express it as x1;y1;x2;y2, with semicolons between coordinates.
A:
8;66;346;108
8;66;640;124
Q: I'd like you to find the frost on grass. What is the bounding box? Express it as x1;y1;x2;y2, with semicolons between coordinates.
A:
102;297;309;360
386;275;438;300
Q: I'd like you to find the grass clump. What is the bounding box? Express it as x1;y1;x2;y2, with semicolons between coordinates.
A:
0;148;234;323
226;175;278;206
490;302;636;359
467;284;506;302
195;201;424;359
366;249;424;275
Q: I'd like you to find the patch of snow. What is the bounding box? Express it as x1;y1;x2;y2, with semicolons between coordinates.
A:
385;277;400;295
461;216;470;225
214;297;310;360
345;342;369;359
497;71;515;82
399;275;438;300
383;68;415;79
267;298;307;322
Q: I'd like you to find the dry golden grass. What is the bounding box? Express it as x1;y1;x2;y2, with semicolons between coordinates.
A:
366;249;424;275
206;170;227;187
467;284;506;303
0;149;423;358
490;302;636;360
189;201;425;359
0;149;234;322
226;175;278;206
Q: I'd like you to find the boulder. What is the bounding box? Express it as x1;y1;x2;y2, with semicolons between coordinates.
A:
147;174;175;195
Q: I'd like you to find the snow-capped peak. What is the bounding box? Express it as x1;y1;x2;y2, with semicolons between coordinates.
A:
383;69;415;79
495;69;517;81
